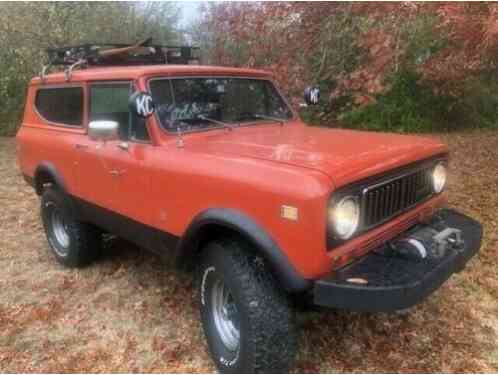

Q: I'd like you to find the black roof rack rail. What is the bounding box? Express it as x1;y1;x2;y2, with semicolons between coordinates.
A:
41;38;200;82
47;38;199;66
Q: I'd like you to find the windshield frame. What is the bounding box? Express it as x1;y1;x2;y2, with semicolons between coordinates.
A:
146;75;297;135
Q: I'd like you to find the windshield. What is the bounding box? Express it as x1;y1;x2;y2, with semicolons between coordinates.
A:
149;78;293;132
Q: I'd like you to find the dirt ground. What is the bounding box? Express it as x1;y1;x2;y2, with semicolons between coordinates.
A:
0;131;497;373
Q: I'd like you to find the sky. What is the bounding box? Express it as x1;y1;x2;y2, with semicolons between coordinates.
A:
178;1;202;28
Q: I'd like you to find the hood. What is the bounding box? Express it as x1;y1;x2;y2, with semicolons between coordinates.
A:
186;123;448;188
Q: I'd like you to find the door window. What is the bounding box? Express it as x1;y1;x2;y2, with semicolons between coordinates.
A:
90;83;150;142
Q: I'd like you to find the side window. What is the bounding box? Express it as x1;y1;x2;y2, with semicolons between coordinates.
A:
90;83;130;140
35;87;83;126
90;83;150;142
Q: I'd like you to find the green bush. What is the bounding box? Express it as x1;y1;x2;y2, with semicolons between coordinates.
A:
339;69;498;133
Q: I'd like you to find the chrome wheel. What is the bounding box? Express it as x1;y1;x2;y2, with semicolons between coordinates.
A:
211;278;240;352
50;206;70;254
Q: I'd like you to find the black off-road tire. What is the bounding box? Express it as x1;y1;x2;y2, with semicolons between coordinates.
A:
41;186;101;267
198;238;297;373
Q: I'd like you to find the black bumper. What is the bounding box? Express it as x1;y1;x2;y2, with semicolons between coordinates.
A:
313;208;482;312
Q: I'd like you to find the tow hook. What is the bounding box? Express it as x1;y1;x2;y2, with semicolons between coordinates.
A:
390;225;464;262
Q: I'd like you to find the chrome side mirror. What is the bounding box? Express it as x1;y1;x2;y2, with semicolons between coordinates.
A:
88;121;119;142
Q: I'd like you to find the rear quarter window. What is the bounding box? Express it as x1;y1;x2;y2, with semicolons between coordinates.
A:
35;87;83;126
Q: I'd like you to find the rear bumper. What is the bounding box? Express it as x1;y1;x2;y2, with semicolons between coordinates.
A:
313;208;482;312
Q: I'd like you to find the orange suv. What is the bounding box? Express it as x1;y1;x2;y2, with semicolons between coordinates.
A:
16;43;482;373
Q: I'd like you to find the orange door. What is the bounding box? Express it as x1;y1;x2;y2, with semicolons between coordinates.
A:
76;81;152;225
101;140;152;226
74;139;116;208
75;82;131;208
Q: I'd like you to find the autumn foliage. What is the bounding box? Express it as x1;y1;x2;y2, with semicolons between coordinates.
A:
1;2;497;134
198;2;498;131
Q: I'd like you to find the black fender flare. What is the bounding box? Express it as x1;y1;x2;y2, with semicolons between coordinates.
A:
34;162;68;195
176;208;311;293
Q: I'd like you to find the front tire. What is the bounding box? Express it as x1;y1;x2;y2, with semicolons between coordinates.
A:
41;187;101;267
198;239;297;373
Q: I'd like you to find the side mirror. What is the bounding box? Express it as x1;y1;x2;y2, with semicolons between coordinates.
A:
304;86;320;106
129;91;155;118
88;121;119;142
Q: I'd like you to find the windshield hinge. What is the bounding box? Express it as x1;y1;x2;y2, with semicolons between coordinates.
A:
176;126;185;148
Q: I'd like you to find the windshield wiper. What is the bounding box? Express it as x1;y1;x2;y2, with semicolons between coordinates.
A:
252;114;285;126
197;115;236;131
172;119;190;130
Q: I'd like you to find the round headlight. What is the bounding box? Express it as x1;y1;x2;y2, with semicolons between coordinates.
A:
329;196;360;240
432;163;447;193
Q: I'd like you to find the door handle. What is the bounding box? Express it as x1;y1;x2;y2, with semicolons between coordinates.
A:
74;143;88;149
117;142;129;151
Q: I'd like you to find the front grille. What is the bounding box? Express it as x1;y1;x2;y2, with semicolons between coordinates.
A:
362;168;433;228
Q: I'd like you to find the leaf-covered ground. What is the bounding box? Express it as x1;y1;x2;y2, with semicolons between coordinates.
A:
0;131;497;373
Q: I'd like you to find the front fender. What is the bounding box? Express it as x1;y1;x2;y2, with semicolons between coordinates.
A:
176;208;311;293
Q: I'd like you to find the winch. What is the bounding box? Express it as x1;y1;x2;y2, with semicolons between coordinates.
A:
391;223;464;262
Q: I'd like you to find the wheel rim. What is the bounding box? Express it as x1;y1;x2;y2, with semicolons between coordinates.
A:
50;207;70;253
211;278;240;352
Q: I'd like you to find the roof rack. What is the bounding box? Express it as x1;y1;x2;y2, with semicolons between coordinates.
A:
41;38;200;82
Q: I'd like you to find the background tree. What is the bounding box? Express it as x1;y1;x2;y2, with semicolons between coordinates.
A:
200;2;498;132
2;2;498;135
0;2;182;136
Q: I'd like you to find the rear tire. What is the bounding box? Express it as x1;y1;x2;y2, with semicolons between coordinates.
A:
41;187;101;267
198;238;297;373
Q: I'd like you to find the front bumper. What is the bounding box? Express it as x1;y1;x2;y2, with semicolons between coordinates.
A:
313;208;482;312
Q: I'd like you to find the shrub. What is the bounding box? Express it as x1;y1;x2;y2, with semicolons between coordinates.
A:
339;70;498;133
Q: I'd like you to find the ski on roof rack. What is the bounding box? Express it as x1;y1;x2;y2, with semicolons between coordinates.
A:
41;38;200;82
